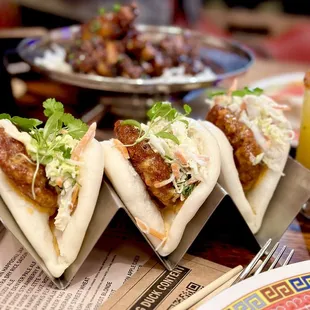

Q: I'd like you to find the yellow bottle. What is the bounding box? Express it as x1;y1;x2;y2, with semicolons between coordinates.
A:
296;72;310;170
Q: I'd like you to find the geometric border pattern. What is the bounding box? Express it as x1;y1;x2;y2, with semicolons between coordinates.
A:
225;272;310;310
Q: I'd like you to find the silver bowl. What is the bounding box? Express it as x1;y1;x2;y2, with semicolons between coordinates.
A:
18;24;254;94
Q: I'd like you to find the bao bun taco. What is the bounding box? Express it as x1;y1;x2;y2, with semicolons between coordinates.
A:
0;99;104;277
202;86;294;233
102;102;220;256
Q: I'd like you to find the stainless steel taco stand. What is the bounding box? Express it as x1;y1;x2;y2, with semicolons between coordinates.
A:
0;178;120;289
255;157;310;250
0;158;309;289
0;177;253;289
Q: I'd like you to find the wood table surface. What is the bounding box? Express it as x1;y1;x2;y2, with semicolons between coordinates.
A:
13;58;310;268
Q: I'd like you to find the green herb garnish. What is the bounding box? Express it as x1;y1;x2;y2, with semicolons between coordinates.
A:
182;184;195;198
113;3;121;12
209;87;263;98
147;102;191;121
32;99;88;197
98;7;105;15
90;20;101;33
146;101;173;120
0;113;11;120
232;87;263;97
121;102;201;200
121;119;141;129
0;114;42;132
43;98;64;117
183;104;192;115
122;102;191;147
59;145;72;159
38;98;88;140
0;98;88;199
62;113;89;139
40;99;88;139
179;119;189;126
164;155;173;161
208;90;226;98
155;131;180;145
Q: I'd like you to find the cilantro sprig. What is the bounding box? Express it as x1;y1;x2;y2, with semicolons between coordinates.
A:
122;102;198;200
0;98;88;199
232;87;263;97
113;3;121;12
0;114;42;132
98;7;105;15
147;102;191;122
208;90;226;97
0;99;88;140
122;102;192;146
42;98;88;139
182;183;195;198
97;3;120;15
209;87;263;98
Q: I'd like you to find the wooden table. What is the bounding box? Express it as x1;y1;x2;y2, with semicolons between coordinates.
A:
12;58;310;268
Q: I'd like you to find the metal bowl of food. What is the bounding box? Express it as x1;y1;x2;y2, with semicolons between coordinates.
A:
17;4;254;94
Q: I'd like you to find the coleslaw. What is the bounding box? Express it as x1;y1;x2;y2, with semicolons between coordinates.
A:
123;102;210;201
207;92;294;171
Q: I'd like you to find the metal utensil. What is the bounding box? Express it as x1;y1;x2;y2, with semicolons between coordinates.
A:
301;199;310;219
171;238;294;310
232;238;294;285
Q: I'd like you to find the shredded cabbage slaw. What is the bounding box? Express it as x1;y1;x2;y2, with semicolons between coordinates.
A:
0;99;90;233
207;93;294;171
126;103;210;201
28;130;81;231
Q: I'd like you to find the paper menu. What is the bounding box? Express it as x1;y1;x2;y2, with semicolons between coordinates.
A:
103;254;230;310
0;222;151;310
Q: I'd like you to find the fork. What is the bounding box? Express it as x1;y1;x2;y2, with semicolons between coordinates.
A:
232;238;295;285
173;239;294;310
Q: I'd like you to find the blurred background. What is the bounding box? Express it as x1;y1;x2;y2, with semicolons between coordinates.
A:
3;0;310;52
3;0;310;61
1;0;310;120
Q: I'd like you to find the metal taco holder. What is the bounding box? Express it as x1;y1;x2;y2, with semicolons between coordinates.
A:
0;156;309;289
